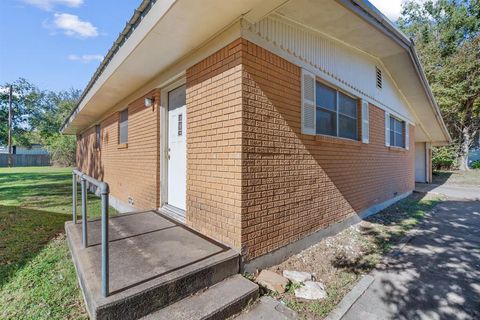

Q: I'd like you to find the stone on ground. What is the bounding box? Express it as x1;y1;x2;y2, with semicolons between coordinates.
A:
294;281;327;300
234;296;298;319
283;270;312;283
256;270;289;293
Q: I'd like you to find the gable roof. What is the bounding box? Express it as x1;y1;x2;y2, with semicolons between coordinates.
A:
61;0;451;145
344;0;451;144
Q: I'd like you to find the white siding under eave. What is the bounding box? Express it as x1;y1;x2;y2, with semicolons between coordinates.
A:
241;14;414;123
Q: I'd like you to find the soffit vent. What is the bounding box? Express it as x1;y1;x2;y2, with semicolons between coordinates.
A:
376;66;382;89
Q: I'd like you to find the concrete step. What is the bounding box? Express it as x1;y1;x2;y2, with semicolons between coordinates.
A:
141;275;259;320
65;211;241;320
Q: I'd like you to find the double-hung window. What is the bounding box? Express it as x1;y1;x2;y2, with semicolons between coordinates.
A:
390;116;405;148
316;82;358;140
119;109;128;144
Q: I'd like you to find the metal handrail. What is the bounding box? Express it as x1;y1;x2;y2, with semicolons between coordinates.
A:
72;169;110;297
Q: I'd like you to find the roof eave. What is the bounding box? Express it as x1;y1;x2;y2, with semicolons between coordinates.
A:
60;0;157;134
338;0;451;144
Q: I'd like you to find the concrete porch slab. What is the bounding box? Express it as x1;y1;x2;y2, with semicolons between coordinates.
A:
66;211;239;320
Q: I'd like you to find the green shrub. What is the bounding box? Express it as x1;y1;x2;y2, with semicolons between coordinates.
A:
432;145;457;170
471;160;480;169
46;134;76;167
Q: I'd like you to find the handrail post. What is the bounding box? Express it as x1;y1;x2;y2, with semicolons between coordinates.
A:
81;176;88;248
73;169;109;297
101;185;109;297
72;172;77;223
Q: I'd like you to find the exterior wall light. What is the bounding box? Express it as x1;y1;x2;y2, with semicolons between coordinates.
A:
144;97;154;107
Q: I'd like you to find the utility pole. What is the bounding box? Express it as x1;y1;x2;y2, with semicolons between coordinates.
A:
8;85;13;167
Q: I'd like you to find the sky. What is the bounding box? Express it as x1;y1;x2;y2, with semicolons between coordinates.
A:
369;0;409;21
0;0;141;92
0;0;408;93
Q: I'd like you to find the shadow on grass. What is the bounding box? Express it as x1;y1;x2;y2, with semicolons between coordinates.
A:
0;171;72;207
331;192;440;275
431;171;453;185
371;199;480;319
332;193;480;319
0;205;69;288
0;182;74;208
0;172;70;184
0;168;109;290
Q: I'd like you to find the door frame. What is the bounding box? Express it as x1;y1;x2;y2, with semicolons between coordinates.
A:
425;142;431;183
159;76;187;213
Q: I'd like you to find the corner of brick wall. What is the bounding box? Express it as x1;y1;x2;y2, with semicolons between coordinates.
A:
185;39;244;249
240;39;415;260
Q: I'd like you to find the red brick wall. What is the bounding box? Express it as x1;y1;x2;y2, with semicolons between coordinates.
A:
240;40;415;260
76;126;101;178
76;90;160;210
76;38;415;261
185;39;244;249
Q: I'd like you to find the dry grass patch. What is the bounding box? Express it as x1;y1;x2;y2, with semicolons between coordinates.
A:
262;192;441;319
432;170;480;186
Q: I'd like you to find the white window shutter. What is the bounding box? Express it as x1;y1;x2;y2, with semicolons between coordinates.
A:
405;123;409;150
361;99;369;143
385;111;390;146
301;69;316;135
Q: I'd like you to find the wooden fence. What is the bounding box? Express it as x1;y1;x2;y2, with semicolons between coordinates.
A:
0;154;51;167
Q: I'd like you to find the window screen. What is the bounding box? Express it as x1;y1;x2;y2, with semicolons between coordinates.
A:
390;116;405;148
316;82;358;140
119;109;128;144
338;93;357;140
168;85;186;111
316;82;337;136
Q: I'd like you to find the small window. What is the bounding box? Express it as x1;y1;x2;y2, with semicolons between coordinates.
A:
376;67;382;89
119;109;128;144
178;114;183;136
390;116;405;148
95;125;101;149
316;82;358;140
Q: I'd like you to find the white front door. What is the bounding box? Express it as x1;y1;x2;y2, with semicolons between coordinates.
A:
167;84;187;211
415;142;426;183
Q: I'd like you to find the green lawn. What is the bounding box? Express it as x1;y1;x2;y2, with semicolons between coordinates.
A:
0;167;113;320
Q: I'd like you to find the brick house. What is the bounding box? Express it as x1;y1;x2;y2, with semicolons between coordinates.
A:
62;0;450;271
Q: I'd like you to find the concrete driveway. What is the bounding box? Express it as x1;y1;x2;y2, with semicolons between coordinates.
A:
342;199;480;320
415;183;480;201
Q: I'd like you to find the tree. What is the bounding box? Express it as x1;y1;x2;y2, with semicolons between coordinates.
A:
0;78;80;166
0;78;44;146
398;0;480;170
41;89;80;166
30;89;80;141
435;36;480;169
46;134;77;167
